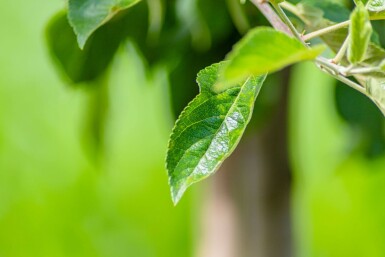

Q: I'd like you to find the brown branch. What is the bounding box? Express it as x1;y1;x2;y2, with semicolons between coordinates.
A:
250;0;292;36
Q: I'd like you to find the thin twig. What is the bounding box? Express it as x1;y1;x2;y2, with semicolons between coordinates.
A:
249;0;367;96
280;1;301;18
344;66;382;75
271;2;305;44
303;20;350;41
250;0;292;36
322;69;366;94
315;58;366;94
332;36;349;64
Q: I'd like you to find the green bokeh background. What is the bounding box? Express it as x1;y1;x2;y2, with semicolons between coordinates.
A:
0;1;193;256
290;63;385;257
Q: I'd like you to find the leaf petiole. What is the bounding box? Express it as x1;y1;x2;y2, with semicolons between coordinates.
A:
343;66;382;75
250;0;292;36
332;36;350;64
279;1;301;18
270;2;305;45
315;57;366;94
303;21;350;41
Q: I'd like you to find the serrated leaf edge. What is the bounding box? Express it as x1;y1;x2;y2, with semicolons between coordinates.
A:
166;74;266;205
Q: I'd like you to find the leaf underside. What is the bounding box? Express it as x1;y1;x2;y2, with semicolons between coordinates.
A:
219;27;324;90
348;2;372;64
68;0;141;48
166;62;266;204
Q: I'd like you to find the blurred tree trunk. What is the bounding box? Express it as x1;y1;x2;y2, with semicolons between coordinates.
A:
196;69;292;257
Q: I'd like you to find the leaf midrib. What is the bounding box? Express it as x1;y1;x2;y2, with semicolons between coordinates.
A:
172;78;251;184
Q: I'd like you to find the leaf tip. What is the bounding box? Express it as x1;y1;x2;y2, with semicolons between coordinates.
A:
170;183;188;206
76;35;87;50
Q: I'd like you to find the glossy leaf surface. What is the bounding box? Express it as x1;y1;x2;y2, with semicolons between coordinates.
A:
348;3;373;64
220;27;324;89
166;62;266;204
68;0;141;48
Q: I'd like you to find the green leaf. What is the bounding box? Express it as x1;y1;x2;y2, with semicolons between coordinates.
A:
366;78;385;115
46;11;123;83
353;0;369;5
295;1;385;66
298;0;351;23
166;62;266;204
68;0;141;48
379;59;385;71
218;27;324;91
368;0;385;12
294;0;385;116
47;3;149;83
366;0;385;19
348;3;373;64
